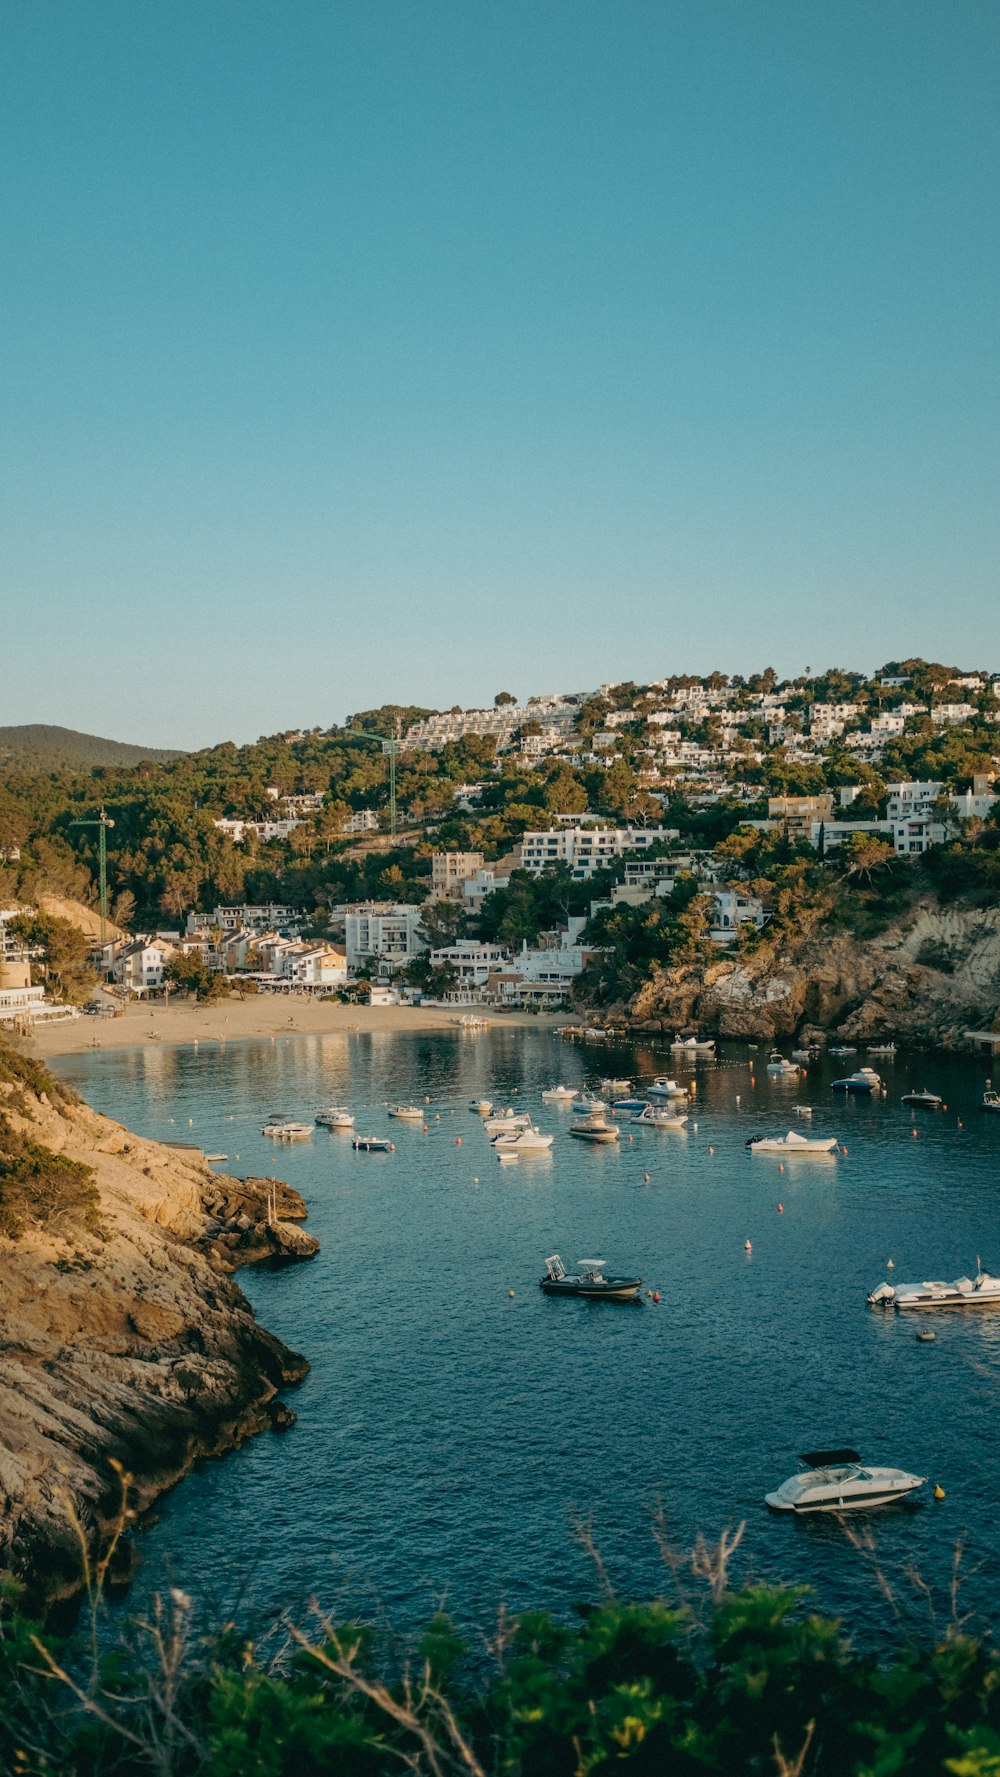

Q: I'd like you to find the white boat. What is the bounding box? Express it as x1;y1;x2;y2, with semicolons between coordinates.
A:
540;1085;576;1102
867;1042;897;1057
670;1035;716;1055
388;1104;425;1121
765;1448;925;1513
262;1119;312;1139
600;1077;632;1096
491;1124;554;1153
469;1097;493;1114
315;1106;355;1129
747;1131;838;1154
791;1048;819;1063
457;1014;488;1028
766;1052;799;1077
482;1110;532;1136
569;1113;620;1144
832;1067;881;1095
633;1104;688;1128
352;1135;392;1152
496;1149;519;1165
571;1092;607;1115
828;1045;857;1058
869;1265;1000;1311
646;1077;688;1099
982;1089;1000;1113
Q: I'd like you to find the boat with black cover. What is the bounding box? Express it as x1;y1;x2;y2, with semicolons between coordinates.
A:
540;1254;643;1300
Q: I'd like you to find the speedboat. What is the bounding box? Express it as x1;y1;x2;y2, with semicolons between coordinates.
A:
569;1112;620;1144
901;1090;943;1111
571;1092;607;1115
869;1264;1000;1310
352;1135;393;1152
766;1052;799;1077
633;1104;688;1128
832;1067;881;1095
747;1131;838;1154
868;1042;898;1057
469;1097;493;1114
612;1097;650;1115
981;1089;1000;1113
828;1045;857;1058
540;1085;576;1102
600;1077;632;1096
765;1448;925;1513
540;1254;642;1299
670;1035;716;1055
791;1048;818;1063
315;1106;355;1129
388;1104;424;1121
262;1119;312;1139
647;1077;688;1098
483;1110;532;1136
491;1124;553;1153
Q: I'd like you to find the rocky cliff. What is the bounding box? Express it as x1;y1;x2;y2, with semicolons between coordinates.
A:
625;901;1000;1047
0;1047;318;1606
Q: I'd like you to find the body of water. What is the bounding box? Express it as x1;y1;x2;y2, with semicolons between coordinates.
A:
52;1030;1000;1637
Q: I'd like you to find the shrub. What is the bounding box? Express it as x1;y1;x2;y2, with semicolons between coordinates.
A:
0;1116;100;1238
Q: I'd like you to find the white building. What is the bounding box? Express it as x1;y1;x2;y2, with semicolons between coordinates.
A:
113;938;176;995
520;825;679;880
342;809;380;834
343;903;426;972
213;817;302;844
188;904;297;935
931;703;977;726
428;940;509;987
885;781;943;821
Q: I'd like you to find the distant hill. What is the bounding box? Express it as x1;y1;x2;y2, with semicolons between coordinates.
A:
0;725;185;772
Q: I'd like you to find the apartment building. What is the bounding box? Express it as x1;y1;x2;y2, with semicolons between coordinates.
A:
431;850;485;901
520;825;678;879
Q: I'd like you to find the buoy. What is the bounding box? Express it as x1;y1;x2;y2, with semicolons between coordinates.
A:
628;1134;634;1143
957;1118;963;1128
647;1289;652;1297
917;1330;936;1342
934;1483;945;1500
692;1122;698;1131
456;1137;462;1146
508;1290;515;1298
744;1239;752;1252
841;1145;848;1155
708;1145;714;1154
425;1095;430;1103
423;1124;429;1132
435;1113;441;1120
652;1290;661;1303
887;1259;895;1270
942;1104;947;1111
187;1119;193;1127
778;1163;784;1173
777;1202;783;1212
912;1128;918;1138
735;1094;741;1105
644;1172;651;1182
473;1176;479;1184
750;1076;755;1086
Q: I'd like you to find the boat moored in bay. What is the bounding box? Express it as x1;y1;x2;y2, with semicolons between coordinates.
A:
869;1264;1000;1310
539;1254;643;1300
765;1448;926;1513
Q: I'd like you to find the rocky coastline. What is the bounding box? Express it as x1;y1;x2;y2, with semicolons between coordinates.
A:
618;902;1000;1048
0;1046;318;1608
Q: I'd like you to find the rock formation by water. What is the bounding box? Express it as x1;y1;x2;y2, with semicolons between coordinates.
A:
624;902;1000;1046
0;1046;317;1606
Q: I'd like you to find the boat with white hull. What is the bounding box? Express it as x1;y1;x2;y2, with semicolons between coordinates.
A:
747;1131;838;1155
646;1078;688;1099
765;1448;925;1513
315;1106;354;1129
569;1113;619;1144
869;1266;1000;1311
633;1104;688;1128
766;1052;799;1077
670;1035;716;1055
541;1085;576;1102
482;1111;531;1136
491;1124;553;1153
388;1104;425;1121
832;1067;881;1095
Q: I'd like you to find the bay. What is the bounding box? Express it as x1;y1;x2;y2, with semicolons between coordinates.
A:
52;1030;1000;1637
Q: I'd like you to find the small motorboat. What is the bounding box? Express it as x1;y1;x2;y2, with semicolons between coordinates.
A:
541;1085;576;1102
496;1149;519;1165
315;1106;355;1129
491;1124;553;1153
262;1119;312;1139
646;1077;688;1098
670;1035;716;1055
832;1067;881;1095
540;1254;643;1299
633;1104;688;1128
791;1048;818;1063
793;1105;814;1118
388;1104;424;1121
868;1042;898;1057
612;1097;650;1115
828;1045;857;1058
483;1110;532;1136
765;1449;925;1513
869;1263;1000;1311
766;1052;799;1077
569;1112;620;1144
352;1135;393;1152
469;1097;493;1115
901;1090;943;1111
747;1131;838;1155
981;1088;1000;1113
600;1077;632;1096
571;1092;607;1115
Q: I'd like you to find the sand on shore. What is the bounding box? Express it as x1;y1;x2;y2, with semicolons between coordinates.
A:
27;995;563;1058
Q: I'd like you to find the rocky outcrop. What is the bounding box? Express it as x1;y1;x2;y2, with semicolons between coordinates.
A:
0;1060;317;1606
623;901;1000;1047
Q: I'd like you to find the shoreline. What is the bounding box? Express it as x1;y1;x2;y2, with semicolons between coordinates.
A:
27;997;564;1060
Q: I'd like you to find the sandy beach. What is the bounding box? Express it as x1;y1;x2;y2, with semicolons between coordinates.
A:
27;996;563;1059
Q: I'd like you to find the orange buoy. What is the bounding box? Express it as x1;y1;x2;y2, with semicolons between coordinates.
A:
423;1124;429;1132
777;1202;783;1212
456;1136;462;1145
841;1145;848;1155
390;1142;395;1151
957;1118;963;1128
778;1163;784;1172
652;1290;661;1303
912;1128;918;1137
644;1172;651;1182
744;1239;752;1252
628;1134;634;1143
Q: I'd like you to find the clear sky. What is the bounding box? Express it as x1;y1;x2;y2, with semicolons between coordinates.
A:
2;1;998;748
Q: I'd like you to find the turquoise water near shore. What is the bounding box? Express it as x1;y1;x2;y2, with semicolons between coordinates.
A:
53;1031;1000;1635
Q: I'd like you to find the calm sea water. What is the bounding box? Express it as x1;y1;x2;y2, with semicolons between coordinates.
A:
52;1030;1000;1638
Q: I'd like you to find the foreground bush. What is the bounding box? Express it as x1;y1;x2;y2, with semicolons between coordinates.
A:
3;1568;1000;1776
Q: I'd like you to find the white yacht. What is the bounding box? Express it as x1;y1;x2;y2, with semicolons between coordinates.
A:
869;1265;1000;1311
765;1449;926;1514
388;1104;425;1121
766;1052;800;1077
469;1097;493;1115
541;1085;576;1102
600;1077;632;1096
491;1124;553;1153
633;1104;688;1128
747;1131;838;1154
647;1077;688;1099
832;1067;882;1095
569;1112;620;1144
482;1110;532;1136
262;1119;312;1139
315;1106;355;1129
571;1091;607;1115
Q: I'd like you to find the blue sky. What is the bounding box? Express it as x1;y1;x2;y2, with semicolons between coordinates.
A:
2;1;998;747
